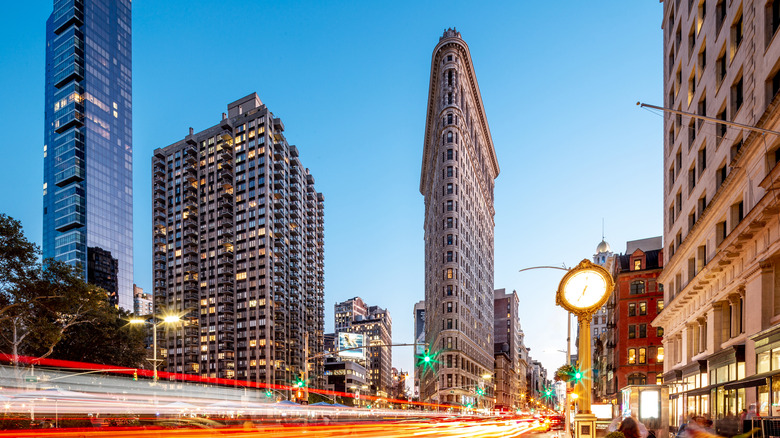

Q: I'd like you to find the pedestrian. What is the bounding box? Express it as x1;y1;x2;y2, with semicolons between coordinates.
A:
619;417;642;438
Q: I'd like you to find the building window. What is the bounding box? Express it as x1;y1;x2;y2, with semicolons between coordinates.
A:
732;11;744;56
446;166;453;177
447;93;453;105
629;303;637;317
446;285;453;296
630;280;645;295
447;113;453;124
639;347;647;364
446;234;453;245
447;70;453;86
446;149;453;160
446;319;453;329
629;325;637;339
639;302;647;315
657;347;665;363
628;348;637;364
657;327;665;337
639;324;647;338
634;259;642;270
447;131;453;143
628;373;647;385
446;268;453;279
732;76;744;116
446;251;453;262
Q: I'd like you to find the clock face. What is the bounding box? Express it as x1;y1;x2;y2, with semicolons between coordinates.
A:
562;269;608;310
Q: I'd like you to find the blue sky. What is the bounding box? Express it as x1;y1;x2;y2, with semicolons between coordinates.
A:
0;1;663;379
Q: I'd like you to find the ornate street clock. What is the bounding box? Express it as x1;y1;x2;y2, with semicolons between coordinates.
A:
555;258;615;435
556;259;614;317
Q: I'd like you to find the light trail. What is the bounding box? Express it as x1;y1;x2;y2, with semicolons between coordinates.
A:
0;417;544;437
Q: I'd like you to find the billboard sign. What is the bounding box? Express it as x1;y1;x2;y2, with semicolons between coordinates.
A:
337;332;366;359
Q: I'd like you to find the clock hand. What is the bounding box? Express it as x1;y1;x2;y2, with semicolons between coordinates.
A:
579;284;588;301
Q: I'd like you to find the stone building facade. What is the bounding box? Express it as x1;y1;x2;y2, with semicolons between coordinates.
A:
656;0;780;428
151;93;325;394
420;28;499;409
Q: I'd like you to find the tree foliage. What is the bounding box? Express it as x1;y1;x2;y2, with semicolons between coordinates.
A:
0;214;145;368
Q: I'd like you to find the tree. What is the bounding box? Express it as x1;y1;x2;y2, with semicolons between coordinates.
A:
0;214;114;369
51;307;147;368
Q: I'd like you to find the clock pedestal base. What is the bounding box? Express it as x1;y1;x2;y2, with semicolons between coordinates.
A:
573;413;597;438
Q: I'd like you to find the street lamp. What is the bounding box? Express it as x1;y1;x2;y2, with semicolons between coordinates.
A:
129;313;182;380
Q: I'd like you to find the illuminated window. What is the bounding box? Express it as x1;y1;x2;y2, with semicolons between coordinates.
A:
628;303;636;317
657;299;665;312
628;348;637;364
639;302;647;315
236;272;247;280
639;348;647;364
446;268;453;279
657;347;665;363
630;280;645;295
634;260;642;270
250;340;257;347
657;327;665;337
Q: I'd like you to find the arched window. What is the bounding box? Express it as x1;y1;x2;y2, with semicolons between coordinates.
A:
627;373;647;385
630;280;646;295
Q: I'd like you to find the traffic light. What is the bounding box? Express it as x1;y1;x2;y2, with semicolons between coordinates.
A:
475;386;485;396
133;370;137;381
265;390;273;398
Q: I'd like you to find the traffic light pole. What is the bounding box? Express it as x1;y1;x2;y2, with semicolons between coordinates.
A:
566;312;571;438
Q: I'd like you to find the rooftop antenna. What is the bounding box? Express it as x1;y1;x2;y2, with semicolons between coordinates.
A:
602;218;605;241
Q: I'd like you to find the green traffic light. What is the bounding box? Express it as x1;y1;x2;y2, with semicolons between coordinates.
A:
424;356;431;363
265;390;273;397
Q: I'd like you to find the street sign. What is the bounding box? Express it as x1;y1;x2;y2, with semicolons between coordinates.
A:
25;376;39;383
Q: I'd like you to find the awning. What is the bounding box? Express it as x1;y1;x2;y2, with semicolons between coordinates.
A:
722;372;779;390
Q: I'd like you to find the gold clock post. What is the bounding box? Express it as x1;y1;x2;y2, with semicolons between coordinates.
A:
555;259;614;438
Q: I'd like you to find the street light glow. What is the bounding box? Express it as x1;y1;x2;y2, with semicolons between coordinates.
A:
163;315;181;324
128;318;145;324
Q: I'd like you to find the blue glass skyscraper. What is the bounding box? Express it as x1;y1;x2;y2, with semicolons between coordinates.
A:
43;0;133;309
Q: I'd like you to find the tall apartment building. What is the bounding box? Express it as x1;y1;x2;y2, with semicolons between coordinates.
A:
656;0;780;427
335;296;367;333
334;297;393;396
494;288;521;410
152;93;325;393
43;0;134;309
420;28;499;408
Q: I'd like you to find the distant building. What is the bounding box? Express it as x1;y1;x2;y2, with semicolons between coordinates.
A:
323;333;336;353
335;297;367;333
494;344;515;411
87;247;119;305
413;300;425;399
334;298;392;396
324;356;367;407
390;367;409;402
494;288;522;410
133;284;153;316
